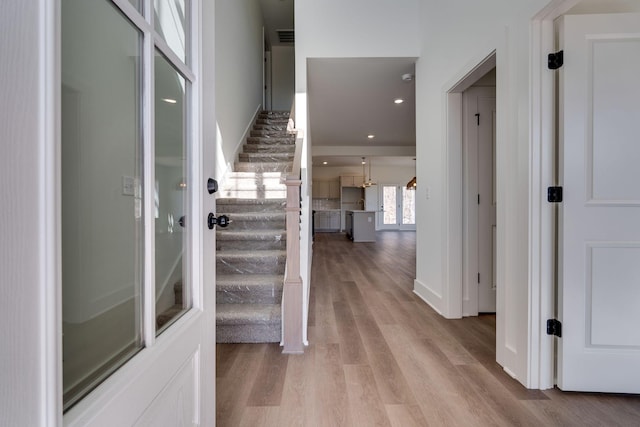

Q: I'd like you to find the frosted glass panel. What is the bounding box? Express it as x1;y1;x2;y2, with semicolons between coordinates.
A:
155;51;189;334
62;0;143;411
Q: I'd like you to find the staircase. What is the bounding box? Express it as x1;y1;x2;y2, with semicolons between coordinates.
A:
216;111;294;343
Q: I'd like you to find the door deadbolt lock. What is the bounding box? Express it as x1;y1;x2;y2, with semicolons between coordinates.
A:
207;213;230;229
207;178;219;194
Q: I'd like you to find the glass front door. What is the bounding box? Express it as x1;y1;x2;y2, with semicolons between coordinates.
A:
61;0;197;414
379;185;416;230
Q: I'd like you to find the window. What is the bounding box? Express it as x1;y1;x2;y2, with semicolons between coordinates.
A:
61;0;194;410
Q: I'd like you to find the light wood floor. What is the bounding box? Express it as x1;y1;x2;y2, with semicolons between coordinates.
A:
216;231;640;426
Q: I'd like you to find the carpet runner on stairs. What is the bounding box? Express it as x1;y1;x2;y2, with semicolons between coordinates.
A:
215;111;294;343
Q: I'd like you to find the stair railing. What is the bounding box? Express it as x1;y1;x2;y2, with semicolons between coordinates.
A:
282;122;304;354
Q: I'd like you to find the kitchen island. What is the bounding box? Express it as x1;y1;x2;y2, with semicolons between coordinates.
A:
345;210;376;242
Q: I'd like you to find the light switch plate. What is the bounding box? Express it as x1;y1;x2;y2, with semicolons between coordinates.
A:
122;175;135;196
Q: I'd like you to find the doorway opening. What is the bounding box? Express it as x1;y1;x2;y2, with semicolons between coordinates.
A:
462;73;496;316
444;51;497;319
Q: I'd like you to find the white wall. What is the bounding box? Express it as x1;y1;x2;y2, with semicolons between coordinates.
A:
414;0;551;386
214;0;264;179
295;0;421;89
271;45;295;111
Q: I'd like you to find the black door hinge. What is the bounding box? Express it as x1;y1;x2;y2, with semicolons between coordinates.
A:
547;186;563;203
547;319;562;337
548;50;564;70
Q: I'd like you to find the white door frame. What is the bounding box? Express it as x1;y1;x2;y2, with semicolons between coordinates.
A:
444;52;496;321
528;0;581;390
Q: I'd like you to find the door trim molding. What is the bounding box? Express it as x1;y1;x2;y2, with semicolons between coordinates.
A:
443;51;497;320
528;0;581;390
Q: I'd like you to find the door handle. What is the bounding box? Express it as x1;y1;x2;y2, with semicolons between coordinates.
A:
207;213;230;230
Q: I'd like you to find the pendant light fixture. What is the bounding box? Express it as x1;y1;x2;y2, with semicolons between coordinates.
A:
361;157;367;188
406;158;417;190
364;158;377;187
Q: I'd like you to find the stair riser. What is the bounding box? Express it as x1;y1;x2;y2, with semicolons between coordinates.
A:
222;177;286;189
215;201;285;213
253;124;288;131
243;145;296;153
216;289;282;305
259;112;289;118
216;324;281;343
250;130;295;137
217;219;285;230
217;239;285;251
234;163;292;173
216;258;285;275
220;190;287;199
238;153;294;161
246;137;295;144
256;119;289;125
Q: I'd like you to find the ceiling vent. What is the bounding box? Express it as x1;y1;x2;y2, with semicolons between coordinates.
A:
277;29;295;44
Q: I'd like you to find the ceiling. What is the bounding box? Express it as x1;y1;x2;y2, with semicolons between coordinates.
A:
307;58;416;167
258;0;294;48
258;1;417;169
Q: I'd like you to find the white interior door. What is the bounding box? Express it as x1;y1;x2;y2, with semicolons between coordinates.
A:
477;93;497;313
557;12;640;393
61;0;216;424
462;86;496;316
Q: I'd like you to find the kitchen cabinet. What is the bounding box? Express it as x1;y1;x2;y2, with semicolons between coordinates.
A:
340;175;364;188
314;210;340;232
328;181;340;198
313;180;340;199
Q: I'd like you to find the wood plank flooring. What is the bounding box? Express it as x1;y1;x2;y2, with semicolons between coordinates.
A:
216;231;640;426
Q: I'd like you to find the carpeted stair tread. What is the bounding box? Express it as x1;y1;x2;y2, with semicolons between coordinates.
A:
217;273;284;288
217;229;285;240
216;274;284;304
216;303;281;325
233;162;293;173
156;304;183;329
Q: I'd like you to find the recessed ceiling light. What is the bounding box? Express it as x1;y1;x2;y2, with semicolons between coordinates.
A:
394;98;404;104
323;161;328;165
367;134;375;139
162;98;177;104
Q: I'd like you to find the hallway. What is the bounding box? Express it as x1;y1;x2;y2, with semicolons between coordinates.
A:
216;232;640;426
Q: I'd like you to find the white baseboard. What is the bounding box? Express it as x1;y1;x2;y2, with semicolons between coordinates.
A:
413;278;444;316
